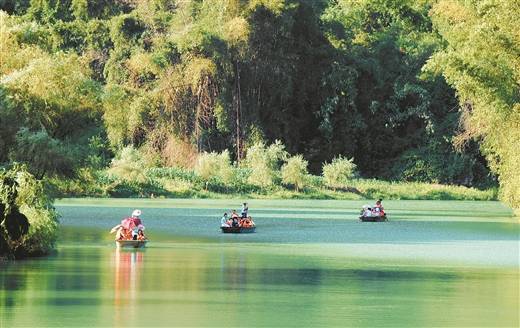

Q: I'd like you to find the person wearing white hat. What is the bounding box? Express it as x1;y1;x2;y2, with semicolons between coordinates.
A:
130;209;143;240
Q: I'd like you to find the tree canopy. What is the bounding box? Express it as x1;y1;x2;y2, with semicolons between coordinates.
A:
425;0;519;209
0;0;517;210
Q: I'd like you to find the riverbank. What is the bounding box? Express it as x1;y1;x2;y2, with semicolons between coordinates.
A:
49;171;497;202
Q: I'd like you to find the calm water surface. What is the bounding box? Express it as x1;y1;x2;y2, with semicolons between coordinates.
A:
1;199;519;327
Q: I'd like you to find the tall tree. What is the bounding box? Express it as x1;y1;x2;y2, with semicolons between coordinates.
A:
425;0;520;210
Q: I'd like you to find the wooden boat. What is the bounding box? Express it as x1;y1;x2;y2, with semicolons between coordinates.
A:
115;240;148;248
359;215;388;222
221;226;256;233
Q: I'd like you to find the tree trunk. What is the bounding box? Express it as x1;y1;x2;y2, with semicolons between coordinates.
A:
235;60;243;163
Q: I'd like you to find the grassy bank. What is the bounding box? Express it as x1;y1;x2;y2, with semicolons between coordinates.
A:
49;167;497;202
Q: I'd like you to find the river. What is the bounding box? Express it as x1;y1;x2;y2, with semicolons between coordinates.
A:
1;199;518;327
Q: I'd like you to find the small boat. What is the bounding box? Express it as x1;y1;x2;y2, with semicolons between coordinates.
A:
116;240;148;248
359;215;388;222
221;226;256;233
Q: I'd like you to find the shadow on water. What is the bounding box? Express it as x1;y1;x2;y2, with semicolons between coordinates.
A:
0;248;104;312
216;266;459;289
0;270;26;292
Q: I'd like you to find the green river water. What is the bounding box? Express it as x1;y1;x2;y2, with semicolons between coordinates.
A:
1;199;519;327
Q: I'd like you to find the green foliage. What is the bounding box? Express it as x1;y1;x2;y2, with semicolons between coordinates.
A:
0;0;31;15
0;87;19;164
425;0;520;210
86;135;112;169
52;19;88;51
101;85;132;146
110;14;145;49
1;13;104;179
3;16;58;52
2;51;101;135
26;0;74;23
1;0;513;210
244;141;288;187
318;0;491;189
107;146;148;182
48;161;497;202
281;155;309;192
71;0;88;21
322;156;356;190
194;150;234;184
85;19;111;51
9;128;75;178
0;166;58;258
351;179;497;202
393;150;438;183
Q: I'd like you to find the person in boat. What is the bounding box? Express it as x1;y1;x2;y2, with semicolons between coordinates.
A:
362;205;373;217
242;216;255;228
374;199;385;216
221;213;230;227
230;210;240;227
115;227;125;240
137;229;146;241
132;209;142;219
117;228;132;240
241;203;249;218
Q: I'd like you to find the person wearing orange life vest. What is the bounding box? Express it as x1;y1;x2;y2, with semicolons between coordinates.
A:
137;230;147;241
230;210;240;227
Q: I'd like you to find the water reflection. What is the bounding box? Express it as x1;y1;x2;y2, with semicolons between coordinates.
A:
1;246;519;327
0;263;25;313
219;251;249;290
113;248;145;326
2;199;519;327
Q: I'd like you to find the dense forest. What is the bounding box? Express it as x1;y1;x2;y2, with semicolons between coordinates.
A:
0;0;518;210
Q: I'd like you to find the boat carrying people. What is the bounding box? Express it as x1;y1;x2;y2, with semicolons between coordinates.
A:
359;199;388;222
110;209;148;248
221;203;256;233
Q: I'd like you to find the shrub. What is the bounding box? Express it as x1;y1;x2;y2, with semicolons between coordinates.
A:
306;174;324;189
105;179;167;198
9;128;75;179
195;150;234;184
107;146;147;182
244;140;288;187
161;137;198;168
281;155;309;192
322;156;356;190
351;179;497;201
17;205;58;256
146;167;198;182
